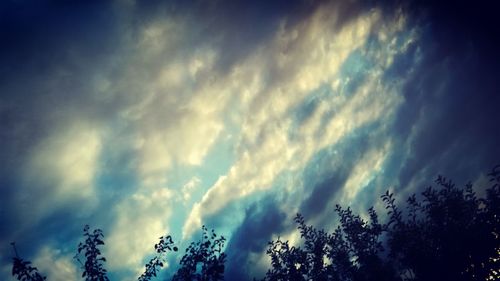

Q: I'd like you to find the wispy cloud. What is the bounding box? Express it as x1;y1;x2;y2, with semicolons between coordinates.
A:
182;2;411;238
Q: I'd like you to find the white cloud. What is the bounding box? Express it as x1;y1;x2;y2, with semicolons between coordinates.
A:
102;19;228;190
26;121;102;200
15;120;103;228
129;88;225;189
33;246;79;281
105;188;174;275
340;141;392;204
78;16;229;276
182;4;414;237
181;176;202;204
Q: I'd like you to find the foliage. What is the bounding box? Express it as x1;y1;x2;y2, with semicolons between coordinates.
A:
262;166;500;281
264;235;308;281
172;225;227;281
138;235;178;281
262;210;397;281
383;167;500;281
74;225;109;281
10;166;500;281
11;258;47;281
11;243;46;281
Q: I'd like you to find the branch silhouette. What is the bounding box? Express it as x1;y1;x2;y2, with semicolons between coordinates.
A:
10;242;47;281
138;235;178;281
74;225;109;281
10;166;500;281
262;166;500;281
172;225;227;281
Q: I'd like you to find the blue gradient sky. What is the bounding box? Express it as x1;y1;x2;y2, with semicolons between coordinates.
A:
1;1;499;280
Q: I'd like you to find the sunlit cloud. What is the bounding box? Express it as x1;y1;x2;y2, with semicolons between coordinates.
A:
26;122;102;200
183;4;411;238
33;246;79;281
106;188;174;273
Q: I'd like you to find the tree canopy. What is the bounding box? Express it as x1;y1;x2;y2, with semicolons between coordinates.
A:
11;166;500;281
261;169;500;281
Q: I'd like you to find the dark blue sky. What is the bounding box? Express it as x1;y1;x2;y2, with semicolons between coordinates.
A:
1;1;499;280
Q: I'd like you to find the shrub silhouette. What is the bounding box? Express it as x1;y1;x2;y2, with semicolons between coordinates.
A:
383;172;500;281
10;166;500;281
10;242;46;281
172;225;227;281
262;166;500;281
262;210;397;281
74;225;109;281
138;235;178;281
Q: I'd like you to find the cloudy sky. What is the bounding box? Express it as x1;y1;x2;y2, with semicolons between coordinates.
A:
1;0;499;280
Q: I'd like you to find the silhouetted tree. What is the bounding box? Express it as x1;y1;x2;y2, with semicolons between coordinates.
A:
264;234;307;281
138;235;178;281
383;168;500;281
10;242;46;281
10;166;499;281
74;225;109;281
172;226;226;281
263;166;500;281
263;211;397;281
333;206;397;281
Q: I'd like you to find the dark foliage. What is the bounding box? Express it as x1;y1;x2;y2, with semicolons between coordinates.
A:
11;257;46;281
262;210;397;281
10;166;500;281
138;235;178;281
172;226;227;281
11;243;46;281
263;166;500;281
74;225;109;281
383;167;500;281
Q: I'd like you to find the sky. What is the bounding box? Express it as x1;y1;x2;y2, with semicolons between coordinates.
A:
0;0;499;280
